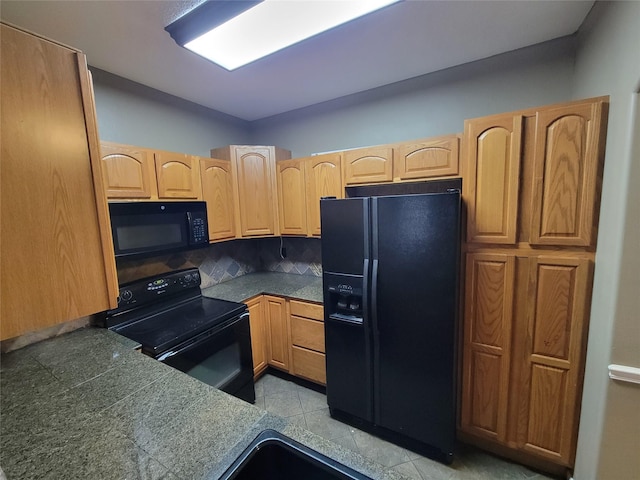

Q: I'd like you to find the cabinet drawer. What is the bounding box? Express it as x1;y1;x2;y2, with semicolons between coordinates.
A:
291;346;326;385
289;300;323;321
291;315;325;353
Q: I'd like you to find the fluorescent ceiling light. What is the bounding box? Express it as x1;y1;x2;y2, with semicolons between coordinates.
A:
171;0;400;71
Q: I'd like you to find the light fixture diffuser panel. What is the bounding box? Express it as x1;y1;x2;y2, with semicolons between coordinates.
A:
184;0;400;70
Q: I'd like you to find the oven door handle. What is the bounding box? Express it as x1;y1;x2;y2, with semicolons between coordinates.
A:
156;311;249;362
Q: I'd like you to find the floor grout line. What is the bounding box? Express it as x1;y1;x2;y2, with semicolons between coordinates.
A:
255;373;556;480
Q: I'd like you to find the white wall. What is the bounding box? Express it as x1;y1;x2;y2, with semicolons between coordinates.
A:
570;2;640;479
249;37;576;157
91;68;250;158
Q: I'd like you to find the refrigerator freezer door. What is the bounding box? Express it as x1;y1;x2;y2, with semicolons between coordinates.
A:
320;197;369;276
321;197;374;423
371;192;460;457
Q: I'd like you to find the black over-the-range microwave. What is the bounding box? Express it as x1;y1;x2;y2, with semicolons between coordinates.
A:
108;201;209;260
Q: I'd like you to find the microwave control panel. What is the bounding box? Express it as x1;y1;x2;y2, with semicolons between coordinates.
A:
188;212;208;245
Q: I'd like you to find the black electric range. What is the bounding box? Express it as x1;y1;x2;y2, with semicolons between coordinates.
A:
103;268;255;403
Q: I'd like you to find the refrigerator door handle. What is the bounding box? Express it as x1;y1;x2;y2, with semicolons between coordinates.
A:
371;257;381;424
363;257;370;329
371;258;378;335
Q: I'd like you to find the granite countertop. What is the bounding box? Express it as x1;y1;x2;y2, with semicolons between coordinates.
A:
0;327;405;480
201;272;323;304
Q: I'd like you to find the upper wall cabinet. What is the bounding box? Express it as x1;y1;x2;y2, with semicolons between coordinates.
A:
343;146;393;185
396;135;460;180
1;23;118;340
155;150;202;199
100;141;157;199
100;142;203;201
305;153;344;237
200;157;235;242
341;134;462;187
529;101;606;248
464;98;607;249
276;158;307;235
211;145;291;237
464;114;523;245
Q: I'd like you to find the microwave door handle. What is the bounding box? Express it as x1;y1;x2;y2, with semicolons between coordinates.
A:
186;212;194;244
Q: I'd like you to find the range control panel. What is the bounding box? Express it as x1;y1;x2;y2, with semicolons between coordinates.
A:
114;268;201;312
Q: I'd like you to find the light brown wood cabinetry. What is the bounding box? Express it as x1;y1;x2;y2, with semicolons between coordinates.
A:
1;23;118;340
100;141;157;199
246;296;268;377
305;153;344;237
154;151;202;199
338;134;462;187
464;113;523;244
264;295;290;371
460;97;607;475
343;146;393;185
517;256;592;464
395;135;460;180
461;253;516;443
100;142;204;201
529;102;606;248
276;159;307;235
200;158;236;241
289;300;326;385
211;145;291;237
245;295;325;385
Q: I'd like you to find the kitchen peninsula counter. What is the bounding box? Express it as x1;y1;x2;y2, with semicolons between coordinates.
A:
0;327;403;479
201;272;323;304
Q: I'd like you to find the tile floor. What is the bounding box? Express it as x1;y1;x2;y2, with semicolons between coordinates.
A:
254;373;556;480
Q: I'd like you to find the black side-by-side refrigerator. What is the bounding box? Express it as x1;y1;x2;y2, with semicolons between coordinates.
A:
320;191;461;462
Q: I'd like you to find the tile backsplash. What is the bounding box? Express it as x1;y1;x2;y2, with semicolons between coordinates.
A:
116;237;322;288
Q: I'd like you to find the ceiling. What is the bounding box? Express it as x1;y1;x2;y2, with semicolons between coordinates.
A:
1;0;594;121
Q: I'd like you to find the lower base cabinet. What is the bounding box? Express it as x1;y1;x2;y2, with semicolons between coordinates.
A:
246;296;268;377
460;252;593;476
246;295;325;385
289;300;326;385
264;295;290;371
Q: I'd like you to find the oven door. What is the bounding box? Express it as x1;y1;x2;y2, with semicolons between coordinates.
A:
156;312;255;403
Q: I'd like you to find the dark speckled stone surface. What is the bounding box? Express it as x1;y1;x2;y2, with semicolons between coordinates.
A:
0;327;406;480
201;272;323;304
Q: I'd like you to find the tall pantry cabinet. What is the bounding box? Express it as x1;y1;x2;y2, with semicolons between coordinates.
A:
0;23;118;340
460;97;608;474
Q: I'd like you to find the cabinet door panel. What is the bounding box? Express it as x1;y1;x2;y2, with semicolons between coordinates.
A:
1;25;117;339
246;297;267;377
265;296;289;371
234;147;277;236
344;146;393;185
461;253;515;442
291;346;326;385
397;135;459;179
465;114;522;244
290;316;324;353
530;102;604;247
100;142;156;199
155;152;201;199
277;159;307;235
305;153;343;236
519;256;591;465
200;158;235;241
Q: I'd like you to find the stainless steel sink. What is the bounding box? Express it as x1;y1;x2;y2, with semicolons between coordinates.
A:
219;429;372;479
